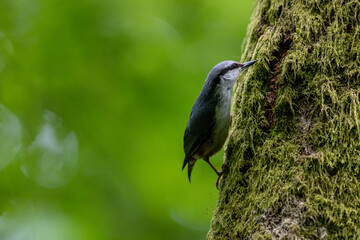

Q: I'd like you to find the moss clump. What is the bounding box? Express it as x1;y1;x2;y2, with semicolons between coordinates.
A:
208;0;360;238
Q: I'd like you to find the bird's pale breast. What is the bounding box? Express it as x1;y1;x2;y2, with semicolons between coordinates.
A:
195;87;231;159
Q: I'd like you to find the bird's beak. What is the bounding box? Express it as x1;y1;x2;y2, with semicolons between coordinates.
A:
242;60;257;68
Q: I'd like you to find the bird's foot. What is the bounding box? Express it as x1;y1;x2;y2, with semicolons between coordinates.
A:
216;174;222;189
216;162;229;189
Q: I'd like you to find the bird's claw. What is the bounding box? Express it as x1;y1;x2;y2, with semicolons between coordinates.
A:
216;174;222;189
216;162;229;189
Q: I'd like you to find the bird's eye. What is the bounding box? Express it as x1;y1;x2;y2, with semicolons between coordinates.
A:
231;63;238;69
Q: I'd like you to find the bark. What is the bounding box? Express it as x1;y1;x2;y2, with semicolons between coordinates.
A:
207;0;360;239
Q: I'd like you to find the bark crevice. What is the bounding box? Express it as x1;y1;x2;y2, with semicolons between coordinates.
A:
265;31;293;128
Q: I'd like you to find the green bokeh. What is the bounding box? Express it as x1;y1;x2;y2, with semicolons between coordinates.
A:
0;0;254;239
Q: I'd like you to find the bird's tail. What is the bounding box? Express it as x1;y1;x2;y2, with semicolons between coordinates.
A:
182;157;195;183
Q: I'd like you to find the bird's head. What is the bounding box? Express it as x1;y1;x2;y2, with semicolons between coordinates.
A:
205;60;257;90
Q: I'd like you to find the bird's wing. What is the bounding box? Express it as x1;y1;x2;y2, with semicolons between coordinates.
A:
183;100;216;162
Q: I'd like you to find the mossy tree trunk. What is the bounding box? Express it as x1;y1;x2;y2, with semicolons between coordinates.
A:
207;0;360;238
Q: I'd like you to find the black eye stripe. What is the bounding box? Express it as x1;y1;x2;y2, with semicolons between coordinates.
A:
219;63;242;76
232;63;243;69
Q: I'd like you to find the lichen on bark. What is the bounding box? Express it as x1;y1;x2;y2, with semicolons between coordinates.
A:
207;0;360;239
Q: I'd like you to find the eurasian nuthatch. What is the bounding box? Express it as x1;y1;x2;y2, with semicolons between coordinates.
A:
182;60;257;187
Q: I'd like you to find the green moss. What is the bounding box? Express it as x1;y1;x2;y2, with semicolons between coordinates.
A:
208;0;360;238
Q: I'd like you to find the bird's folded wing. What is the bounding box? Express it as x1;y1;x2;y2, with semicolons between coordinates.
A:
183;102;215;159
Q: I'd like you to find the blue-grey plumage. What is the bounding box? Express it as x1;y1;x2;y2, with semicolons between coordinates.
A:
183;60;257;186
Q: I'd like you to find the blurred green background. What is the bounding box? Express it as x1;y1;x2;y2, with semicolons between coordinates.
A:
0;0;254;239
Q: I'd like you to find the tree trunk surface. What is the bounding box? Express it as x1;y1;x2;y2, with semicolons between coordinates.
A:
207;0;360;239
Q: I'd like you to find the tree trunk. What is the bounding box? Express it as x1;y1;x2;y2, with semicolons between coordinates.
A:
207;0;360;238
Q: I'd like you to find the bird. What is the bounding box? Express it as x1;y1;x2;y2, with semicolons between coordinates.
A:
182;60;257;188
